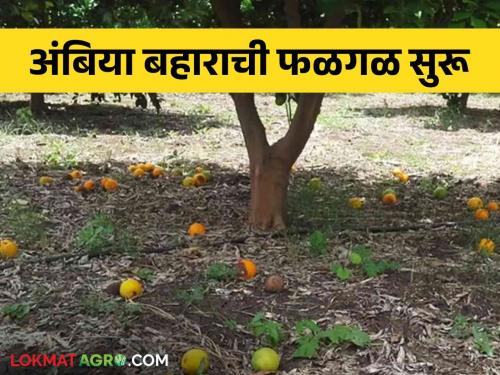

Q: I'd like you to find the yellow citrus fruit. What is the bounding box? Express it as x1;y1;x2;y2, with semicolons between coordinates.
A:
477;238;495;254
486;201;499;212
39;176;54;186
181;348;209;375
127;164;137;173
143;162;155;172
467;197;483;210
308;177;322;190
182;176;195;187
188;223;206;237
392;167;404;177
0;239;18;259
238;259;257;280
103;178;119;192
348;197;365;209
398;173;409;183
151;167;165;178
193;173;207;187
133;168;146;179
382;193;397;205
119;278;143;300
251;347;280;372
68;170;83;180
474;208;489;221
83;179;95;191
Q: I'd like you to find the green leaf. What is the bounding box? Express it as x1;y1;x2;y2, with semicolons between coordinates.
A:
321;325;352;344
309;230;327;256
20;11;34;21
330;263;351;281
449;21;466;28
470;17;487;28
1;303;31;320
293;336;320;359
320;325;371;347
362;259;399;278
485;1;500;11
351;245;372;262
452;11;472;21
295;320;322;335
348;327;371;347
472;324;494;356
362;260;380;277
450;314;470;339
336;266;351;281
249;313;284;347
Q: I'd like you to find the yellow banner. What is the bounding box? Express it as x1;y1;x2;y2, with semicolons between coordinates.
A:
0;29;498;93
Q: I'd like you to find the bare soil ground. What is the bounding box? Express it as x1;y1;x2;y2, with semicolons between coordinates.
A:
0;93;499;375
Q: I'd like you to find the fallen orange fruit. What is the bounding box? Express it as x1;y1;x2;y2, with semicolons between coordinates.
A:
182;176;195;187
188;223;206;237
119;278;143;300
398;173;409;183
382;193;398;205
238;259;257;280
0;239;18;259
143;162;155;172
486;201;499;212
474;209;489;221
133;168;146;179
392;167;404;177
83;179;95;191
103;178;119;192
193;173;207;187
467;197;483;210
477;238;495;254
39;176;54;186
68;170;83;180
151;167;165;178
348;197;365;209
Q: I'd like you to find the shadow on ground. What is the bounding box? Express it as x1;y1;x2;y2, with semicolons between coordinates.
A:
0;158;499;374
352;105;500;132
0;98;233;137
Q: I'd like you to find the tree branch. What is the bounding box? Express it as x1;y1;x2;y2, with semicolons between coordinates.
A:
272;93;324;166
284;0;301;28
211;1;269;165
231;94;269;165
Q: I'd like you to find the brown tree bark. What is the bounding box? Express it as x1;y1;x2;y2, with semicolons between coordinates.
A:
30;93;46;117
212;0;330;229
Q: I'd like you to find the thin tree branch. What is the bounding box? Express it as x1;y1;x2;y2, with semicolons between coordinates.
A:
272;93;324;165
231;94;269;165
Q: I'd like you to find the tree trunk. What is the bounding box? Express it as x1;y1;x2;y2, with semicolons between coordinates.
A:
232;93;323;230
212;0;327;230
30;93;45;116
249;150;291;229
